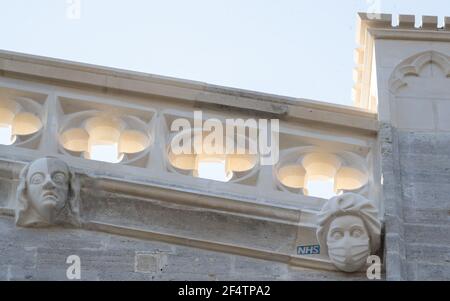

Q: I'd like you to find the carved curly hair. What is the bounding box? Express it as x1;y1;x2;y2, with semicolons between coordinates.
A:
316;193;381;255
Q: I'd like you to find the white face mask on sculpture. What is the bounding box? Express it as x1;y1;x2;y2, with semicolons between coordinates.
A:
326;215;370;272
316;193;381;273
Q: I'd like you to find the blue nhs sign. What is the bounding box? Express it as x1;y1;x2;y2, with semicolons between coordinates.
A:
297;245;320;255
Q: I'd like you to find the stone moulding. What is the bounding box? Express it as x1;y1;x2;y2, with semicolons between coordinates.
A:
0;158;343;271
84;222;337;272
79;175;328;268
0;50;378;133
388;50;450;93
82;176;305;224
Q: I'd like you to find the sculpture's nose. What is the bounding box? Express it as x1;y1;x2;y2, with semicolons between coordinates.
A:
342;236;352;262
42;176;56;189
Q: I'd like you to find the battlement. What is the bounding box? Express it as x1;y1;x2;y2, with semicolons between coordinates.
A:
358;13;450;30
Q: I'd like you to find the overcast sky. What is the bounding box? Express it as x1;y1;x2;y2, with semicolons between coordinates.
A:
0;0;448;106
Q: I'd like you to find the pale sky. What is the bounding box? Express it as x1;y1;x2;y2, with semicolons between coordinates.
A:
0;0;448;106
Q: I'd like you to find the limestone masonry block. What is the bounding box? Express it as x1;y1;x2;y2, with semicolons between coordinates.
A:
398;15;416;28
421;16;438;29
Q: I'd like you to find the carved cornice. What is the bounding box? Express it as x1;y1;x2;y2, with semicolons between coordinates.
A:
0;49;378;133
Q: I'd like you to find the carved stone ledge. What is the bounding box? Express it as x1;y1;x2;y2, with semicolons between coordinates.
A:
84;222;337;272
77;182;332;269
0;157;383;273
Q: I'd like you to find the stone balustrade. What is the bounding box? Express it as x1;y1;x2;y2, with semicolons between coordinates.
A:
0;49;381;275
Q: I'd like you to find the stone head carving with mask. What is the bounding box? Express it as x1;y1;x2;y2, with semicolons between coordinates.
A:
316;193;381;272
15;157;81;227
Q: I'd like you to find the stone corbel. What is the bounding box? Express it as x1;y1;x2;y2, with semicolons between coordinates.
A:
316;193;381;272
14;157;81;228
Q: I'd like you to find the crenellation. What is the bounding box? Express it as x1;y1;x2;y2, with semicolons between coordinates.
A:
358;13;450;31
358;12;392;28
421;16;438;30
398;14;416;28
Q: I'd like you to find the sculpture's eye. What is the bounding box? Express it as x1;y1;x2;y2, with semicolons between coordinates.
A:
30;173;45;185
331;230;343;240
351;228;363;238
52;172;67;185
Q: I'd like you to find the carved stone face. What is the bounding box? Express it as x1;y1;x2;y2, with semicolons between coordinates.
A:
326;215;370;272
25;158;70;223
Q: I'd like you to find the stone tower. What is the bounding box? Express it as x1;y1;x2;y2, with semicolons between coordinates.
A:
355;13;450;280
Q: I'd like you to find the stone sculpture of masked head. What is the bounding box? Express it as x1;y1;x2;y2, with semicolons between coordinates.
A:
16;157;80;227
316;193;381;272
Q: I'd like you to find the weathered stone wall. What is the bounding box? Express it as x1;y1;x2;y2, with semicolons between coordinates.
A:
380;126;450;280
378;123;407;280
0;217;366;281
396;131;450;280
